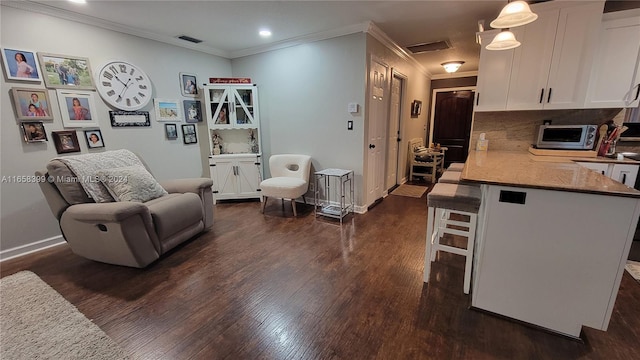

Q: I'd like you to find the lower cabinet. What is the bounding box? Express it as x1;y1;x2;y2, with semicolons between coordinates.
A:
577;162;639;187
209;154;263;203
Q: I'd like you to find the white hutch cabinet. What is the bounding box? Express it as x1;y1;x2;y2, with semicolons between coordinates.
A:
203;84;263;203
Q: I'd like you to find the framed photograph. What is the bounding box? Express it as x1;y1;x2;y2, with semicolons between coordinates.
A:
165;123;178;140
154;99;182;122
52;130;80;154
56;89;99;127
37;52;95;90
21;121;48;143
2;48;42;81
109;111;150;127
180;72;198;97
183;100;202;123
84;129;105;149
182;124;197;144
11;87;53;121
411;100;422;118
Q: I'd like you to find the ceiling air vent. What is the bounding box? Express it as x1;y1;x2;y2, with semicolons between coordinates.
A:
406;40;452;54
177;35;203;44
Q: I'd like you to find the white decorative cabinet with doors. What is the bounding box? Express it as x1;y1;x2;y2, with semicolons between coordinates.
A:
506;1;603;110
585;11;640;108
203;84;263;203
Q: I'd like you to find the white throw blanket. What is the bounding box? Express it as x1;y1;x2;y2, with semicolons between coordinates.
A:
53;149;145;202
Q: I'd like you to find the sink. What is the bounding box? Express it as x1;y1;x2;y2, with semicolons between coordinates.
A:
620;152;640;161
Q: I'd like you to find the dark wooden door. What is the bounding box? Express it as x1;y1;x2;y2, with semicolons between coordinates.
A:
432;90;475;166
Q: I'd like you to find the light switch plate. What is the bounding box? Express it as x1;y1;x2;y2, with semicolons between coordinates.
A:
347;120;353;130
348;103;359;113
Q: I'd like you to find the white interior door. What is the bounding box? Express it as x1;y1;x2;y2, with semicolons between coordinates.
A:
367;59;388;205
386;74;403;190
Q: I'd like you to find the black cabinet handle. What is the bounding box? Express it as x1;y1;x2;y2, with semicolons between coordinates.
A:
635;84;640;101
547;88;552;103
369;144;376;149
539;88;544;103
476;93;480;106
623;173;627;184
602;170;605;175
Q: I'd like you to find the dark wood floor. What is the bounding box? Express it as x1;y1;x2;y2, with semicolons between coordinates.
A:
2;193;639;359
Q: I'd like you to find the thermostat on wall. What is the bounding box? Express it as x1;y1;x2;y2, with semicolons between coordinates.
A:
348;103;359;113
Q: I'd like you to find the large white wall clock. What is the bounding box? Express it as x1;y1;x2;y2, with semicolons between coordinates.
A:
96;60;152;111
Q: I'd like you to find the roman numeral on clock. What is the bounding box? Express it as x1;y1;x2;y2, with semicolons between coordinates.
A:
103;71;113;80
109;65;118;75
119;64;127;73
102;81;112;87
106;90;115;96
126;98;131;107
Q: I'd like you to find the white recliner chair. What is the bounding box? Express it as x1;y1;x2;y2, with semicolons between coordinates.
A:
260;154;312;216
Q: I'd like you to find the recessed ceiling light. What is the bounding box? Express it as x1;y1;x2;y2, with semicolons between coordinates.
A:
259;29;272;38
68;0;87;4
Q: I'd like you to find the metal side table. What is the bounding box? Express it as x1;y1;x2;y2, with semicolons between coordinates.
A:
314;168;354;224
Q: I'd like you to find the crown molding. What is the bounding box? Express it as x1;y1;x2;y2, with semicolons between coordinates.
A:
430;71;478;80
229;22;370;59
2;0;230;58
364;22;431;78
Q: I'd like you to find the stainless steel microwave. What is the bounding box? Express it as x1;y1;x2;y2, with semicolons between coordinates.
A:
536;125;597;150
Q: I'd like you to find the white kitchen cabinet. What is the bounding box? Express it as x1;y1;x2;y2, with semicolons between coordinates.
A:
506;1;603;110
585;13;640;108
474;31;514;112
209;155;263;203
204;85;258;129
611;164;638;187
576;161;639;187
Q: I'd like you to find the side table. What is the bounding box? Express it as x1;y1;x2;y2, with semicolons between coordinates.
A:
314;168;354;224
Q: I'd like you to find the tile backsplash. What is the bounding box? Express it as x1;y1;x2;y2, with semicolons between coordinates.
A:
470;108;624;152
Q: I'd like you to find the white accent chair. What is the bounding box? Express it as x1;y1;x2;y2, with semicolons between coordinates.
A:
260;154;312;216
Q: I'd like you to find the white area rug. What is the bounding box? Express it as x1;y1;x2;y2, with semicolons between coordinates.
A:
626;261;640;282
390;184;428;198
0;271;130;359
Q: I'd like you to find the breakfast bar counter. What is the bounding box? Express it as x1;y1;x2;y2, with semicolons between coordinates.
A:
456;150;640;338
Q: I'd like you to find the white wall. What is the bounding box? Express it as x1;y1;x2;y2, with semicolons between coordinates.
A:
0;6;232;253
231;33;368;205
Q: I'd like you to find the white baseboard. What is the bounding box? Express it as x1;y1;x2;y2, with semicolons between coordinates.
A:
0;235;65;262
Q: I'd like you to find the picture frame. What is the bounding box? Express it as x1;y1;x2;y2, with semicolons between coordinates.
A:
411;100;422;117
21;121;48;143
52;130;81;154
109;111;150;127
165;123;178;140
37;52;95;90
2;48;42;82
56;89;99;127
11;87;53;121
183;100;202;123
180;72;198;97
84;129;105;149
154;98;182;122
182;124;197;144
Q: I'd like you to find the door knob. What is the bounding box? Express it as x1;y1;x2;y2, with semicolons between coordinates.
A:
369;144;376;149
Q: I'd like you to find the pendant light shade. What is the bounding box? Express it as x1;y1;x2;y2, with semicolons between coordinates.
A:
486;30;521;50
441;61;465;73
490;1;538;29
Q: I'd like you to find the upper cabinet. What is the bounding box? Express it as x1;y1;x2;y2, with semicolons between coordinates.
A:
585;12;640;108
204;85;258;129
475;31;514;111
506;1;603;110
474;1;605;112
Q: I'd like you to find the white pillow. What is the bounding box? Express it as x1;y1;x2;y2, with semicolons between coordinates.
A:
97;166;168;202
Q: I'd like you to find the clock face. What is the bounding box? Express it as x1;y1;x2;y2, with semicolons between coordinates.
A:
96;61;152;111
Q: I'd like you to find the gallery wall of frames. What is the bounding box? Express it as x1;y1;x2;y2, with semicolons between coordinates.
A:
2;47;206;153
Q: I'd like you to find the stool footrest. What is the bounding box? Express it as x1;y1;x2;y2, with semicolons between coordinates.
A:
441;227;471;237
434;244;468;257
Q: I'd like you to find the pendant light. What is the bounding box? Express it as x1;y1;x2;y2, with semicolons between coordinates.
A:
490;0;538;29
441;61;465;73
486;29;521;50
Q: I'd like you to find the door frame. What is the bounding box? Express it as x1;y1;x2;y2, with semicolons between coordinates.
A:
388;69;407;190
428;86;476;147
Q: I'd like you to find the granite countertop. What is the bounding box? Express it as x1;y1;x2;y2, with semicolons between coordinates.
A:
461;151;640;198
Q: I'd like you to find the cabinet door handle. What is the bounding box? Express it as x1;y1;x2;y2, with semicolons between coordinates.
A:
476;93;480;106
635;84;640;101
602;170;606;175
547;88;552;103
539;89;544;104
623;173;627;184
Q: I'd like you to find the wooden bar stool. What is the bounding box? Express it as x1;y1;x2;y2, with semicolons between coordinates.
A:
447;162;464;172
425;183;481;294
